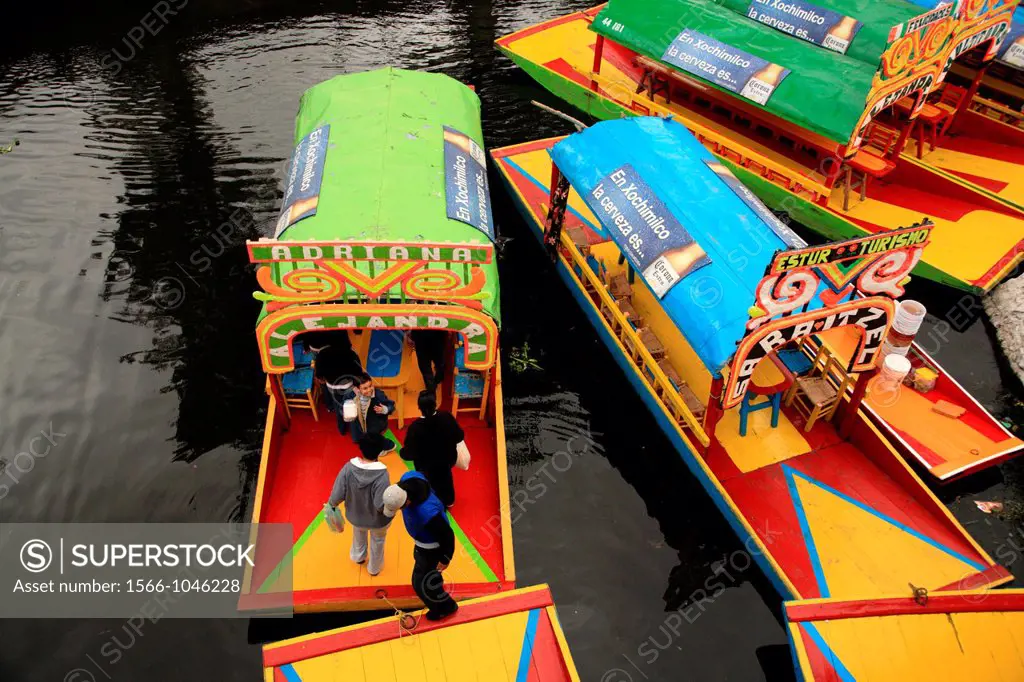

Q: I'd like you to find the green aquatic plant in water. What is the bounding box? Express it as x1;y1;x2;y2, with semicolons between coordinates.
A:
508;342;542;374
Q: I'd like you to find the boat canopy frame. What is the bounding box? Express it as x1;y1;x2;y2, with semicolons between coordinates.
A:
248;238;500;374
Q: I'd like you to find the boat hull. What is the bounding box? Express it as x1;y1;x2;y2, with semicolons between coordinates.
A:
493;139;1011;609
785;590;1024;680
496;11;1024;293
242;360;515;614
262;585;581;681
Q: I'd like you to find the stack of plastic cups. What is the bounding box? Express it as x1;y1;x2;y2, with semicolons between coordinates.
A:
878;299;926;365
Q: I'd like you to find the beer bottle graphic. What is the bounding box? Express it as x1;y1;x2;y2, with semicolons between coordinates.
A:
823;16;860;54
751;63;786;87
644;242;710;296
741;63;787;104
662;242;708;279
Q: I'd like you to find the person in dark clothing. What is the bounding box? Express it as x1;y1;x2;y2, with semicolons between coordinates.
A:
344;373;396;443
308;331;364;429
408;330;448;391
382;471;458;621
400;390;465;507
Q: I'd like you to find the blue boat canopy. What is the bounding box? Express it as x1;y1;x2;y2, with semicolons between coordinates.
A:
550;116;807;377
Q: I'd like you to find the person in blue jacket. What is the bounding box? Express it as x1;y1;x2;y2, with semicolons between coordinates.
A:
382;471;459;621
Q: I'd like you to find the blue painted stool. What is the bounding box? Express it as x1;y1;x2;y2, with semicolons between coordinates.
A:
739;390;781;437
280;365;321;421
452;344;490;420
777;348;813;376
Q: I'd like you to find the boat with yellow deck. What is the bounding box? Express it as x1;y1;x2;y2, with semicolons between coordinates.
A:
808;325;1024;481
496;0;1024;293
239;67;514;613
261;585;581;681
493;115;1011;634
785;589;1024;679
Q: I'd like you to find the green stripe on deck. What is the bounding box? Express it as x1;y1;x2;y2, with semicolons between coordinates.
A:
387;429;499;583
257;429;499;594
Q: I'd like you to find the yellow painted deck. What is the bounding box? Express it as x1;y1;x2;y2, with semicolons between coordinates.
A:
262;585;581;682
786;590;1024;681
814;327;1024;481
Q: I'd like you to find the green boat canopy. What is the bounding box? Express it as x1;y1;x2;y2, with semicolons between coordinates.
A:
264;67;500;324
593;0;878;143
711;0;924;67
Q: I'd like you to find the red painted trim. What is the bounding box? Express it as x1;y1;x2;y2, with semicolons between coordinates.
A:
786;589;1024;623
492;138;566;160
971;239;1024;292
944;169;1009;193
936;563;1013;591
495;11;580;46
277;580;513;610
264;587;554;667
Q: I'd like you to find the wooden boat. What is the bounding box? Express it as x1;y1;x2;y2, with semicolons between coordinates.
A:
492;116;1011;636
261;585;581;681
808;326;1024;481
785;589;1024;679
240;68;514;613
495;0;1024;293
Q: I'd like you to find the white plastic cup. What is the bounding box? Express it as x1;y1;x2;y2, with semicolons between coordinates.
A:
880;354;912;384
877;338;910;366
892;299;927;336
343;400;357;422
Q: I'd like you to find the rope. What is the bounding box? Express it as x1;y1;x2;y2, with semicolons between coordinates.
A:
376;589;419;636
908;582;929;606
375;570;458;638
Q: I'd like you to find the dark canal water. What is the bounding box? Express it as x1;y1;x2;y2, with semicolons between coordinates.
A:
1;1;1023;680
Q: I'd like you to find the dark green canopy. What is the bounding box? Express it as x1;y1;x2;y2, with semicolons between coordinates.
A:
711;0;924;67
593;0;880;143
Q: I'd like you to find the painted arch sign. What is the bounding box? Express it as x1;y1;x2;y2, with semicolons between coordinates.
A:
722;297;894;410
256;303;498;374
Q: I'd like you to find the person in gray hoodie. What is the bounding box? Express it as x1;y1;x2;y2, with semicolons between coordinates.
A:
328;432;396;575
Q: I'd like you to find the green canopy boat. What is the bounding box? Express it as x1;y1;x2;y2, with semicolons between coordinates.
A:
249;67;501;375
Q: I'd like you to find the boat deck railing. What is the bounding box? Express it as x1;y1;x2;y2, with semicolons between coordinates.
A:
587;69;830;204
557;231;711;446
970;96;1024;130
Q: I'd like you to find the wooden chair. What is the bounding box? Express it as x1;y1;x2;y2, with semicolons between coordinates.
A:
843;124;898;209
451;342;490;421
658;359;706;420
608;272;632;300
784;345;852;432
934;84;966;119
281;365;322;421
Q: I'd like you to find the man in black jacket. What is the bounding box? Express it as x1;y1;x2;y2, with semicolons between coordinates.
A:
400;390;465;507
409;329;448;391
382;471;459;621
